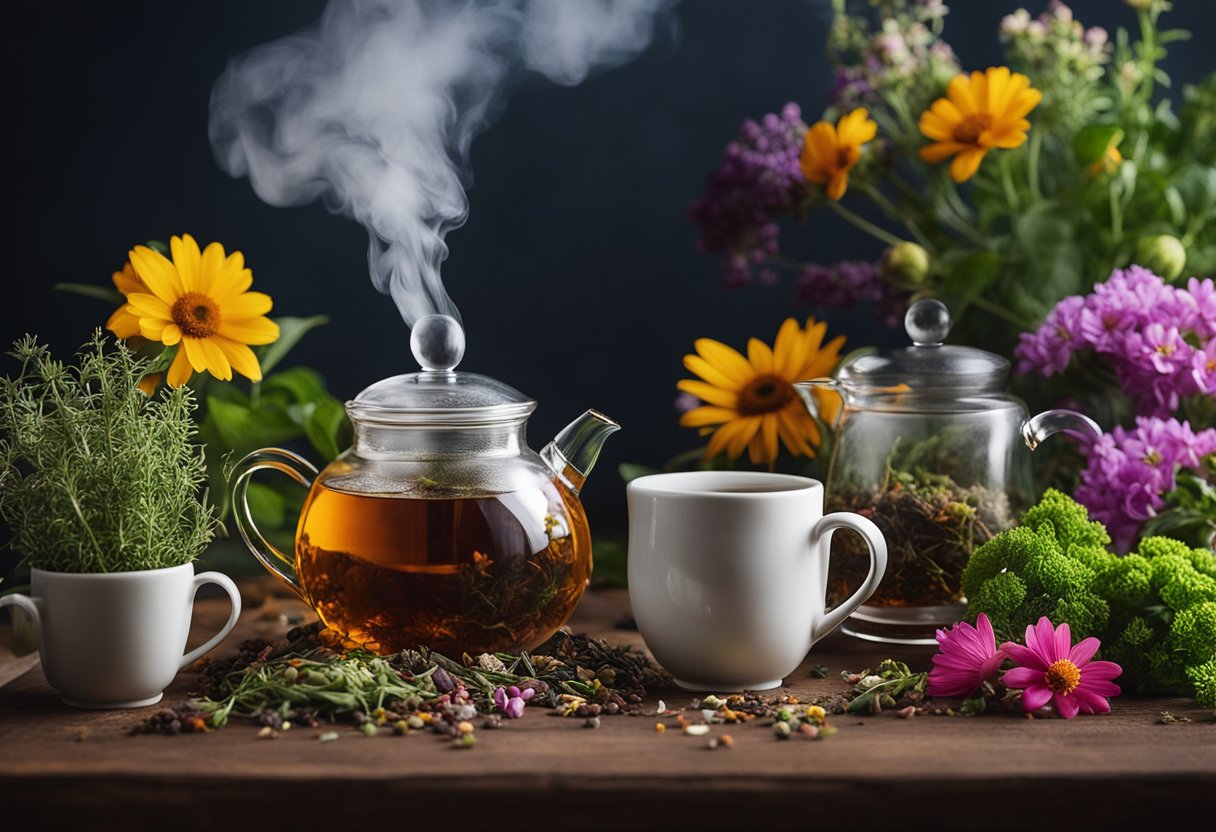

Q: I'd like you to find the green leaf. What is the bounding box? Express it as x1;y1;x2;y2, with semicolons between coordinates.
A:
304;398;350;461
205;396;300;452
55;283;123;304
245;480;287;530
618;463;659;484
1073;125;1124;166
937;250;1002;312
145;240;170;256
262;366;329;405
255;315;329;376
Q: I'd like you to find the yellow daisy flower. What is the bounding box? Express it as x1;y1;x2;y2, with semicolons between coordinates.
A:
104;261;148;340
800;108;878;201
678;317;845;465
918;66;1042;183
117;234;280;388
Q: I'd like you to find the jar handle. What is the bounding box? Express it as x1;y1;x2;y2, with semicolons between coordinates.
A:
228;448;317;601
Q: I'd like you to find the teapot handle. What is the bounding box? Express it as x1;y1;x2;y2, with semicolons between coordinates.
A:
229;448;317;601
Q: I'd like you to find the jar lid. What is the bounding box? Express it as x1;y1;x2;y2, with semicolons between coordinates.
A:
347;315;536;425
835;299;1010;393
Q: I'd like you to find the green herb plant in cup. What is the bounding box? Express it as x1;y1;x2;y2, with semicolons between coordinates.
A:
0;332;241;708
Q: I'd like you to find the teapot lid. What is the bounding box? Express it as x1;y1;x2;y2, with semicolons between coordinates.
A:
347;315;536;425
836;299;1010;393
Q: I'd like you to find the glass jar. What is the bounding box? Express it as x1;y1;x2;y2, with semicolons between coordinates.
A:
798;300;1099;644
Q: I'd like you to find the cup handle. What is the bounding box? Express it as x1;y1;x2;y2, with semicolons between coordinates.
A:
809;512;888;645
0;593;44;653
229;448;317;601
181;571;242;670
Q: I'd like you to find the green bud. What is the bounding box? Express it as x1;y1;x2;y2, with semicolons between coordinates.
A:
1134;234;1187;281
880;242;931;288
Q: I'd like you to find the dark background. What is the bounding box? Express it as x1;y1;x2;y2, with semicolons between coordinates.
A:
2;0;1208;541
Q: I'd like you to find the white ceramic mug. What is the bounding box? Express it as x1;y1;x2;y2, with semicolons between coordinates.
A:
0;563;241;708
627;471;887;691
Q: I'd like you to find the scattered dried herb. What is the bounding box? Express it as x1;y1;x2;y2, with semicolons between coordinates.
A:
1158;711;1192;725
134;622;669;736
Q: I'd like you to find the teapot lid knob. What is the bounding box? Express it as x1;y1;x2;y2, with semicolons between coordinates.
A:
410;314;465;372
905;299;951;346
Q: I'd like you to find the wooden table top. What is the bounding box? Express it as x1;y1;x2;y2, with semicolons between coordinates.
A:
2;584;1213;831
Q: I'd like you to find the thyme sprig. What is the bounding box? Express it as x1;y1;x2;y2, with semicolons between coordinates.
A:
0;332;217;573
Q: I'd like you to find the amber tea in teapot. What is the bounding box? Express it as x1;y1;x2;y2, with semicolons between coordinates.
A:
230;315;618;656
296;477;590;654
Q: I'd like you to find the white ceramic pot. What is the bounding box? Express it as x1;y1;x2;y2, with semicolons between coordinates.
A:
0;563;240;708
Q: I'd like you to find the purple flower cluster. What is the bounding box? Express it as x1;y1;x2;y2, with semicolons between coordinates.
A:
689;103;808;286
1016;266;1216;417
795;260;909;328
492;684;534;719
1075;417;1216;552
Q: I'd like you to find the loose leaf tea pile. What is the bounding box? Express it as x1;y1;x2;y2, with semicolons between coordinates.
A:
829;466;1012;606
135;623;669;735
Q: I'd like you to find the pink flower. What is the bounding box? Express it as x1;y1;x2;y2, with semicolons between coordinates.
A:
927;613;1008;698
493;685;535;718
1000;618;1122;719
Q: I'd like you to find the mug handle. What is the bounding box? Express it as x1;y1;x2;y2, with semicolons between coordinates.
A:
809;512;888;645
0;593;44;654
229;448;317;601
181;571;243;669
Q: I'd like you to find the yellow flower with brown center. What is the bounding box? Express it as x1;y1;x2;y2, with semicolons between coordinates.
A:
113;234;280;387
678;317;845;465
918;66;1042;183
104;261;149;340
800;108;878;201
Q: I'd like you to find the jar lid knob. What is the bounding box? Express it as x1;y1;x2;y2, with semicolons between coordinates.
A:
905;299;951;347
410;314;465;372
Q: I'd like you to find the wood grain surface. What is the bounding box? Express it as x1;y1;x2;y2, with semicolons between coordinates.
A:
1;587;1213;831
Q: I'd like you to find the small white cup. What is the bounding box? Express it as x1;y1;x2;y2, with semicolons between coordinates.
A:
0;563;240;708
627;471;887;691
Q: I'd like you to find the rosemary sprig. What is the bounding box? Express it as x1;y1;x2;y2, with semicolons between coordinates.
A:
203;650;438;727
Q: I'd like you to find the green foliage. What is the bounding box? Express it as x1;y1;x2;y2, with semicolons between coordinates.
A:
965;490;1216;705
801;3;1216;357
1186;659;1216;711
0;333;217;573
197;363;351;549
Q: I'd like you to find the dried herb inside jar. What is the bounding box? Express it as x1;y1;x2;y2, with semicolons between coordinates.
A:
827;466;1012;607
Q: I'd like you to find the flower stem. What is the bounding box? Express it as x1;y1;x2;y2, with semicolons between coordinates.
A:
827;200;905;248
861;185;937;255
1000;154;1021;214
1027;131;1043;201
970;295;1031;330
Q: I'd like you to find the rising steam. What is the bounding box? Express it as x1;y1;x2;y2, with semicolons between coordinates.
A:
209;0;673;327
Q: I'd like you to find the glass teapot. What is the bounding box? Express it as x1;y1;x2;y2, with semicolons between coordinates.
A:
229;315;620;655
796;299;1100;644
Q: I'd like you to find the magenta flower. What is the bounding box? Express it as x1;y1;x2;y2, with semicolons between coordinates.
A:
492;685;535;719
1000;618;1122;719
927;613;1008;698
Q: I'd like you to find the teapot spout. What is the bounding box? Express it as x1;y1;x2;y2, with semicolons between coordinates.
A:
542;410;621;495
1022;409;1102;451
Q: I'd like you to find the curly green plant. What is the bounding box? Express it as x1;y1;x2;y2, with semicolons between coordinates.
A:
0;332;218;573
963;489;1216;706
